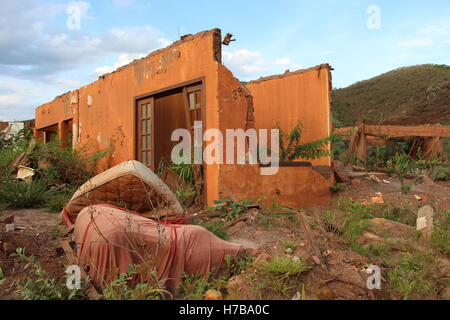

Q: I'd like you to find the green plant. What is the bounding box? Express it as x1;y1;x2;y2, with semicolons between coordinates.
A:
13;248;87;300
275;122;341;162
430;210;450;255
387;153;415;194
212;198;255;221
256;256;310;280
387;253;435;300
46;190;74;213
28;141;104;187
224;254;255;279
330;183;347;193
196;220;229;240
0;180;55;209
179;274;214;300
175;184;196;207
102;264;169;300
428;166;450;181
382;205;416;226
169;161;195;186
281;241;297;251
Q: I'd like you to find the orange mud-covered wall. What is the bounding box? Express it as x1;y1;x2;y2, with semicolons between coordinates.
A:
216;64;333;208
247;65;332;167
35;29;222;205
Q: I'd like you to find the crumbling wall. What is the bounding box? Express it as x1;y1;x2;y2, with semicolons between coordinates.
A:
35;29;222;204
246;65;333;166
216;64;333;208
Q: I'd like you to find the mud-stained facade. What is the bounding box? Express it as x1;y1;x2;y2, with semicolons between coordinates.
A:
35;28;334;208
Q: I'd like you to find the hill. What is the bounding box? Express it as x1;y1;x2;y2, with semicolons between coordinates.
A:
332;64;450;126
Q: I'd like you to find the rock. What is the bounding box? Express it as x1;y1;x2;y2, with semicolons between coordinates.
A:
352;179;362;185
5;224;15;232
357;232;385;245
370;196;384;205
417;205;435;240
204;289;223;300
368;218;415;238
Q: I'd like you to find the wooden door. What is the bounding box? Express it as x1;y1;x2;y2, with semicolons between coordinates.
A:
136;97;155;169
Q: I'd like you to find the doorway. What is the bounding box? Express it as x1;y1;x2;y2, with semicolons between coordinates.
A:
135;81;204;171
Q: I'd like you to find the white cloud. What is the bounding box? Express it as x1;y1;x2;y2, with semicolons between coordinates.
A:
93;53;146;76
398;38;434;48
275;58;291;66
0;1;171;120
418;25;450;37
223;49;266;78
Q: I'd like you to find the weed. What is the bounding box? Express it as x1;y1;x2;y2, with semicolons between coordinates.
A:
330;183;347;193
387;153;415;194
256;256;310;280
224;254;255;280
0;180;55;209
430;210;450;255
212;198;255;221
387;253;435;300
175;184;196;207
13;248;87;300
281;241;297;251
180;274;215;300
196;220;229;240
382;205;416;226
102;264;169;300
274;121;341;162
428;166;450;181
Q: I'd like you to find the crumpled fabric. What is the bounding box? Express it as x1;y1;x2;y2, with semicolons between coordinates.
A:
74;205;243;292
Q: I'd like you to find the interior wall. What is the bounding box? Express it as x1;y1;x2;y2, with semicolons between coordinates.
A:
246;66;332;166
154;90;186;167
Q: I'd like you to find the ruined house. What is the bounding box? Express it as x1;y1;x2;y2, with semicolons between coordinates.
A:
34;29;334;208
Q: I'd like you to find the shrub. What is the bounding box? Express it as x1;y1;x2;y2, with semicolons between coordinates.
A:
387;253;435;300
428;166;450;182
27;141;102;187
0;180;55;209
102;264;169;300
196;220;229;240
13;248;87;300
387;153;415;194
256;256;310;280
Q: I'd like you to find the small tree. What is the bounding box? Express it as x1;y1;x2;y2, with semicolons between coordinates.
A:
388;153;414;194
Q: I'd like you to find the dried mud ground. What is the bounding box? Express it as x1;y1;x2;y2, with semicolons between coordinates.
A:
0;176;449;300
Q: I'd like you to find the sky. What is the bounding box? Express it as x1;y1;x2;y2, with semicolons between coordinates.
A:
0;0;449;121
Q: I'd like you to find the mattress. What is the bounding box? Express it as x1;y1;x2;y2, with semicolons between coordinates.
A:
63;160;185;225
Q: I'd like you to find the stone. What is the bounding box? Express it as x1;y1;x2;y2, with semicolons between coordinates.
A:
370;196;384;205
368;218;415;238
357;232;385;245
5;223;15;232
417;205;435;239
204;289;223;300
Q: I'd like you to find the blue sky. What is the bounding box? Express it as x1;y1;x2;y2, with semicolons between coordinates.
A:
1;0;449;121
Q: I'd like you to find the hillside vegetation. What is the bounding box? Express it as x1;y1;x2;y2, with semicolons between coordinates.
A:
332;64;450;126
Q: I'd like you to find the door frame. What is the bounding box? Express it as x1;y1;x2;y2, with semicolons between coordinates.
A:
133;77;206;168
